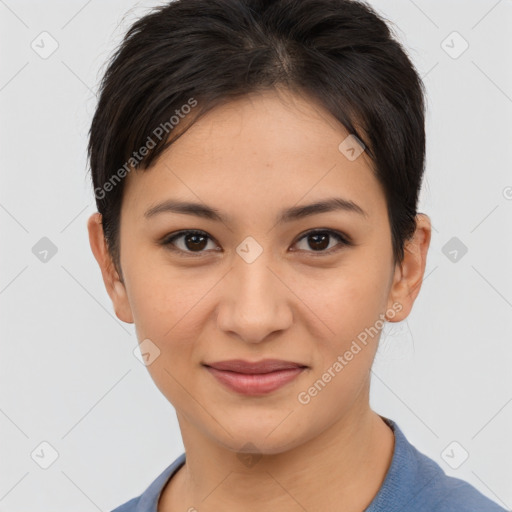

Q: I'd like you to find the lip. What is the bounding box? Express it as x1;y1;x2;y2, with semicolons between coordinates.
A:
203;359;308;396
204;358;307;373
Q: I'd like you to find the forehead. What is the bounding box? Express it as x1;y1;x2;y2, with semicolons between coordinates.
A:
122;88;386;224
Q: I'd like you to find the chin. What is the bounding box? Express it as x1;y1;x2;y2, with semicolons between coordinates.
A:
213;423;303;456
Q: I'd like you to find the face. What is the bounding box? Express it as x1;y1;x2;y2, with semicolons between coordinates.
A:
88;88;430;455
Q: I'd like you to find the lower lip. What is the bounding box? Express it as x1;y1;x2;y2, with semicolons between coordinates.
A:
205;366;305;395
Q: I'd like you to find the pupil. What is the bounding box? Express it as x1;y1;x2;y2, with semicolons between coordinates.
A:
309;233;329;251
186;234;207;251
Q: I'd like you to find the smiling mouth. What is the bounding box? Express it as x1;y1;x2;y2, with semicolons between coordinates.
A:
203;358;308;373
202;359;308;395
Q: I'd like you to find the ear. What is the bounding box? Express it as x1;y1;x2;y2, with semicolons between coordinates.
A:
87;212;134;324
386;213;432;322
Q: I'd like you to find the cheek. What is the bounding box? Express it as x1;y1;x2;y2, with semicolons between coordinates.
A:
124;258;212;379
126;267;207;406
292;271;385;418
296;260;389;344
123;252;202;338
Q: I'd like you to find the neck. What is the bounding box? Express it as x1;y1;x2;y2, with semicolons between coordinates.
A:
159;406;394;512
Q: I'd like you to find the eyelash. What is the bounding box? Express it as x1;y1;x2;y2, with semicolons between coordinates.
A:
160;229;352;257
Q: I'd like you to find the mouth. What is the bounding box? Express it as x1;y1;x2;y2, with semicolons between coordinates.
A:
202;359;308;395
203;358;308;373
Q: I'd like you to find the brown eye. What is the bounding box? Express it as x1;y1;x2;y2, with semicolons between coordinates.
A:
161;228;351;257
182;232;208;251
292;230;350;254
162;230;218;254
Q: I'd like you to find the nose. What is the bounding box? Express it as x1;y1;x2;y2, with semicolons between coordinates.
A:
216;253;293;344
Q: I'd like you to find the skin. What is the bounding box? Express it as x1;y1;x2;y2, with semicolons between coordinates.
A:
88;87;431;512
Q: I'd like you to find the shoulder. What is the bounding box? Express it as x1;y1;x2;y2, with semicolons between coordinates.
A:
109;452;187;512
426;473;509;512
400;430;507;511
110;496;140;512
368;418;508;512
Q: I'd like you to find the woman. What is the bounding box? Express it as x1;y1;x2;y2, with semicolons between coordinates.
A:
86;0;507;510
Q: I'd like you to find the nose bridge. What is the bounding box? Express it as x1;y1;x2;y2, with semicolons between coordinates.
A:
216;245;292;343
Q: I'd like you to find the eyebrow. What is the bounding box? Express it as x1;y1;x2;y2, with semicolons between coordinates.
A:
144;197;368;224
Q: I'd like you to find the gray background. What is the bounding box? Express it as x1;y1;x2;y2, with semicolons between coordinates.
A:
1;0;511;510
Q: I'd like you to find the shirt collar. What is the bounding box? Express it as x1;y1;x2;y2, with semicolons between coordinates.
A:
136;452;186;512
365;416;432;512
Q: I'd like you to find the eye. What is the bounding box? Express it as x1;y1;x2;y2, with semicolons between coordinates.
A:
291;229;351;255
161;230;219;256
160;228;351;257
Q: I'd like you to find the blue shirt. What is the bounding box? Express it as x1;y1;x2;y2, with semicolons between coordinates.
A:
111;418;508;512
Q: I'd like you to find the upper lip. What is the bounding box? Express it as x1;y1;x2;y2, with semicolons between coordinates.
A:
203;359;307;374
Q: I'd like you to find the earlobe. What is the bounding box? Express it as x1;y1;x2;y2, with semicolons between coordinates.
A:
87;212;134;324
110;278;134;324
386;214;431;322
